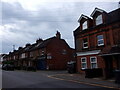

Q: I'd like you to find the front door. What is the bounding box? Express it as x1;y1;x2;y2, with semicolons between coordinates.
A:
104;56;114;78
115;55;120;70
37;60;46;70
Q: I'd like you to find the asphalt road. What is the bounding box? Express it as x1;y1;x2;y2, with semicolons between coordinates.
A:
2;70;108;89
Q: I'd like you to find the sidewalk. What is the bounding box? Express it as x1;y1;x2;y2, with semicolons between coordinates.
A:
48;73;120;89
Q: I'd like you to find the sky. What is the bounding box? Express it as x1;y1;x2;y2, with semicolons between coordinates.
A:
0;0;119;54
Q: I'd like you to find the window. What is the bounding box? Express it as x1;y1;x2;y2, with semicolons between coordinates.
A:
30;52;33;57
82;21;88;30
96;14;103;25
83;38;88;48
28;61;31;66
81;57;87;69
90;57;97;68
62;49;67;55
41;50;45;55
97;35;104;46
14;56;15;60
47;53;52;59
21;53;25;58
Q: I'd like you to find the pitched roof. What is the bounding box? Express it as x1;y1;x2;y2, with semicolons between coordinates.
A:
90;7;106;17
107;8;120;23
74;8;120;35
38;37;56;48
78;14;90;22
29;37;56;51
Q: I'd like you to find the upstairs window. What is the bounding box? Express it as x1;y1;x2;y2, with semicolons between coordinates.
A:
62;49;67;55
41;50;45;55
21;53;25;58
83;38;88;49
90;57;97;68
96;14;103;25
47;53;52;59
81;57;87;69
30;52;33;57
82;21;88;30
97;35;104;46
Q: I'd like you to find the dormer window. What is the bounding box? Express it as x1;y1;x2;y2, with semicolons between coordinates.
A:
96;14;103;25
82;21;88;30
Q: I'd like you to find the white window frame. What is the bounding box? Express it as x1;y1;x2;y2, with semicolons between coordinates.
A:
97;35;104;46
47;53;52;59
90;56;98;69
81;57;87;69
83;38;88;49
13;56;15;60
21;53;25;58
96;14;103;25
41;50;45;55
82;21;88;30
28;61;31;66
62;49;67;55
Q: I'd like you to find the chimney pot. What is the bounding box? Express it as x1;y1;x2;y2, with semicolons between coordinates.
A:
56;31;61;39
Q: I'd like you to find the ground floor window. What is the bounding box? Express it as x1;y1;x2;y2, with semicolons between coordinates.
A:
28;61;31;66
90;57;97;68
81;57;87;69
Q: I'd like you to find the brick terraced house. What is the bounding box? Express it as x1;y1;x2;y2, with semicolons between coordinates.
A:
74;8;120;79
3;31;75;70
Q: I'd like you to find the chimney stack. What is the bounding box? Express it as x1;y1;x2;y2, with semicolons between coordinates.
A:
26;43;31;47
36;38;43;43
18;47;22;50
56;31;61;39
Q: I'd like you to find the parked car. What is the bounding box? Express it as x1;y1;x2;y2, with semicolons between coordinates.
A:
2;64;14;71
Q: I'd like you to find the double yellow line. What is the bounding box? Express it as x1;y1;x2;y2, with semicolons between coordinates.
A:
48;75;120;90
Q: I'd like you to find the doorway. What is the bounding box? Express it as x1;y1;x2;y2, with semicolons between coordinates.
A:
104;56;114;79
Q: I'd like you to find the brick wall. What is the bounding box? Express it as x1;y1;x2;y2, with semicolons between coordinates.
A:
46;38;75;70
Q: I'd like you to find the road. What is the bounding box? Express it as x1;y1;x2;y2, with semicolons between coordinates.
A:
2;70;110;89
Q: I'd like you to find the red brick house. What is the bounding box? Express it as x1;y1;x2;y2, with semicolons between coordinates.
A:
74;8;120;79
28;31;75;70
3;31;75;70
2;52;14;66
15;44;33;70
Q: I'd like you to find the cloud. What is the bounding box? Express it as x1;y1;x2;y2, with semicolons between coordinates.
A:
1;1;119;53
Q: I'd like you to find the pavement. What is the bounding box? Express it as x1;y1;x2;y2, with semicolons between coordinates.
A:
48;72;120;90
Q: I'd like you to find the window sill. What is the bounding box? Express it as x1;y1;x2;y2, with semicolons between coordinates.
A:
82;47;89;50
96;44;105;47
81;68;87;71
